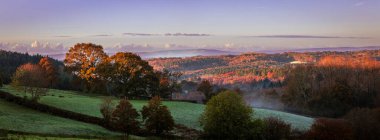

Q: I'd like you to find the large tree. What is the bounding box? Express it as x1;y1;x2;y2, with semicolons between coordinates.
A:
98;52;159;97
39;57;57;88
199;91;260;139
11;63;49;101
64;43;108;92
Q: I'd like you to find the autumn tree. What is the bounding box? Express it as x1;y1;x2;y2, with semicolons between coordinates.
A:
200;91;260;139
282;55;380;117
11;63;49;101
305;118;354;140
344;108;380;140
156;69;182;98
39;57;57;88
100;97;114;123
64;43;108;92
197;80;214;103
112;98;140;137
141;96;174;135
98;52;158;97
262;117;291;140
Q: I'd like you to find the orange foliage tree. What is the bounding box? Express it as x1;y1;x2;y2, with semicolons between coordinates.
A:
39;57;57;88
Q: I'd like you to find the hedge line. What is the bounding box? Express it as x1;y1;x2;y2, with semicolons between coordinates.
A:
0;90;200;138
0;90;107;126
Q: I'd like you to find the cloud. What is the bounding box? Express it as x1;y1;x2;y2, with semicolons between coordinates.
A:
53;35;72;38
122;32;212;37
164;33;211;37
0;41;67;55
90;34;113;37
122;33;159;36
354;1;365;7
106;43;156;53
247;35;369;39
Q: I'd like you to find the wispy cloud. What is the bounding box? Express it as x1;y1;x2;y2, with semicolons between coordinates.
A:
122;33;159;36
90;34;113;37
53;35;72;38
164;33;211;37
122;32;212;37
246;35;370;39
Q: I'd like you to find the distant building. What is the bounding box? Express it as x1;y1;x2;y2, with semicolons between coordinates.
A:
290;61;307;64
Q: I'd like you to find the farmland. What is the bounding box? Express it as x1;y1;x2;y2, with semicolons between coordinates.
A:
1;85;314;131
0;98;123;138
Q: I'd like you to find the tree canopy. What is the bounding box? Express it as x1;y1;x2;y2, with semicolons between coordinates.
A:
64;43;107;81
98;52;159;97
11;63;49;101
141;96;174;135
200;91;258;139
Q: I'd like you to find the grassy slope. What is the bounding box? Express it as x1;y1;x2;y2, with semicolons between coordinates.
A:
1;85;313;131
0;98;121;137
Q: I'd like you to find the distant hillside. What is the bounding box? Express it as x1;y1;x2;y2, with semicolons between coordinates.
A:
48;49;239;60
148;49;380;90
136;49;239;59
257;46;380;54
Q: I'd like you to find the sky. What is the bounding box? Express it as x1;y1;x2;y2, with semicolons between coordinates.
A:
0;0;379;54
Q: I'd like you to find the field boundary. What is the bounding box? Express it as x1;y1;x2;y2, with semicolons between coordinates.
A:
0;90;107;127
0;90;200;138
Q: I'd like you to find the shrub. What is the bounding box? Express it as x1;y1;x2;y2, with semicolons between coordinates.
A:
111;98;140;137
100;97;114;123
262;117;291;140
305;118;354;140
199;91;259;139
141;96;174;135
344;108;380;140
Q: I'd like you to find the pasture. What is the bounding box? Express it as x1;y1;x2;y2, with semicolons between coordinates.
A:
1;85;314;131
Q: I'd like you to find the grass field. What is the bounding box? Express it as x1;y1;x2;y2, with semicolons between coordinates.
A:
0;98;153;140
1;85;314;131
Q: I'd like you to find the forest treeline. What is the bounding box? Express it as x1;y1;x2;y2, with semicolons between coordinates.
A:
149;50;380;90
282;55;380;117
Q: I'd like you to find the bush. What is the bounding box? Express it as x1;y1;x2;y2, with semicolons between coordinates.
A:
111;98;140;137
262;117;291;140
199;91;260;139
99;97;114;122
141;96;174;135
344;108;380;140
305;118;354;140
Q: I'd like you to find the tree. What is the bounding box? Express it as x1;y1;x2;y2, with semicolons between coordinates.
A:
100;97;114;123
156;69;182;98
141;96;174;135
11;63;49;101
344;108;380;140
305;118;354;140
262;117;291;140
112;98;140;137
98;52;158;97
64;43;108;92
39;57;57;88
199;91;258;139
197;80;214;103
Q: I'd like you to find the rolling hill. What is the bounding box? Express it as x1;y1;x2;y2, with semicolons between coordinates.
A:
0;86;314;131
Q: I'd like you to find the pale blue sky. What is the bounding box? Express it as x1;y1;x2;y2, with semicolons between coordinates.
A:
0;0;379;52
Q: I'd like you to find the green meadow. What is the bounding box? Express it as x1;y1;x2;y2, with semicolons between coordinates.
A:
1;85;314;131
